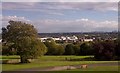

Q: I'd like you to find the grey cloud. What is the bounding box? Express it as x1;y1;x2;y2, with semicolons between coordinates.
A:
2;2;118;11
32;19;118;33
2;16;118;33
2;16;31;27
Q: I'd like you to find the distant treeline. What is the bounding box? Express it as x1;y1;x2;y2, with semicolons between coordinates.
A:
38;32;118;38
2;38;120;61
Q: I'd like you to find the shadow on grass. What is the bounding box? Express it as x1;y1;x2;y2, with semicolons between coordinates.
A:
2;57;20;59
2;59;32;65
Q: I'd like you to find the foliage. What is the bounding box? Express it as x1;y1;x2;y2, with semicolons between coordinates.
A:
73;45;80;55
56;45;65;55
93;40;115;60
64;44;75;55
2;20;47;63
114;39;120;59
80;42;94;56
2;27;8;42
44;40;65;55
2;44;10;55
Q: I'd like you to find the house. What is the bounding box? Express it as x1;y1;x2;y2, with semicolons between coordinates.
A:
53;38;61;41
83;39;93;42
0;39;2;42
39;37;48;42
61;36;66;41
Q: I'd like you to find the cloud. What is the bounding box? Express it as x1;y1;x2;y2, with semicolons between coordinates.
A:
2;0;119;2
2;16;118;33
2;2;65;16
2;2;118;12
2;16;31;27
32;18;118;32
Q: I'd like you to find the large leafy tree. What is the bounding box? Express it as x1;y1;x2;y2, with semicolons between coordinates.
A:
80;42;94;55
73;45;80;55
2;20;47;63
93;40;115;60
115;39;120;59
64;44;75;55
44;40;65;55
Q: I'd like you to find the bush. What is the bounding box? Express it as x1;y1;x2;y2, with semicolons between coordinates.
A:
2;45;10;55
80;42;94;56
44;40;65;55
64;44;75;55
93;40;115;60
73;45;80;55
114;39;120;60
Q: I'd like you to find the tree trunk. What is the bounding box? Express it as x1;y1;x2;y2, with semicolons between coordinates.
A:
20;56;30;63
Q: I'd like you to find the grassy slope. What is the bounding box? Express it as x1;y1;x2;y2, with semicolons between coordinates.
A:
66;66;118;71
1;55;119;71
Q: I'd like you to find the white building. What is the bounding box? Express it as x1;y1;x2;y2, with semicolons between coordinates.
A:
0;39;2;42
39;35;78;42
83;39;93;42
61;36;66;40
67;35;78;41
39;37;47;42
53;38;61;41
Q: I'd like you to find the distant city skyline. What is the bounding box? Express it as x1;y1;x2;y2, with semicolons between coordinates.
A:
2;2;118;33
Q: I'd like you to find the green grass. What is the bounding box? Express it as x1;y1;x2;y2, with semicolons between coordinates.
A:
38;55;94;61
1;55;119;71
0;55;20;60
66;66;118;71
2;61;118;71
38;71;119;73
0;55;92;60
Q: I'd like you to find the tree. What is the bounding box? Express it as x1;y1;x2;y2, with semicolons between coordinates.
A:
64;44;75;55
102;40;115;60
93;40;115;60
73;45;80;55
93;41;104;60
2;44;10;55
44;40;57;55
2;27;17;55
80;42;94;55
56;45;65;55
2;20;47;63
44;40;65;55
2;27;7;42
114;39;120;60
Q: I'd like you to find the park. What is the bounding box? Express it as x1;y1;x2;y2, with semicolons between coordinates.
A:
1;21;119;73
1;55;118;71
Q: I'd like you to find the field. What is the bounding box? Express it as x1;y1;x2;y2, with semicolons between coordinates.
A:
1;55;119;71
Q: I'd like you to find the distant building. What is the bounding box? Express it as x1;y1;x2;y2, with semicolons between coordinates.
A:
0;39;2;42
83;39;93;42
112;38;117;40
40;38;47;42
53;38;61;41
61;36;66;40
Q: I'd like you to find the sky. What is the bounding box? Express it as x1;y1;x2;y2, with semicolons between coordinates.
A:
2;2;118;33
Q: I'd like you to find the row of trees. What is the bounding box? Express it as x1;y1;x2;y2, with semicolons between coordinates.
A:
44;39;120;61
93;40;120;60
2;21;120;63
3;38;119;61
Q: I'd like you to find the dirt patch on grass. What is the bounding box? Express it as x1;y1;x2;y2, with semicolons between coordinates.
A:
17;62;118;71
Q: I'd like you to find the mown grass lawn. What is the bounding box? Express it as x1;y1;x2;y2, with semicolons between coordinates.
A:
1;55;119;71
66;66;118;71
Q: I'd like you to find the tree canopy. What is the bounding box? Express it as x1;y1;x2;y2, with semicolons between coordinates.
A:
2;20;47;63
44;40;65;55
